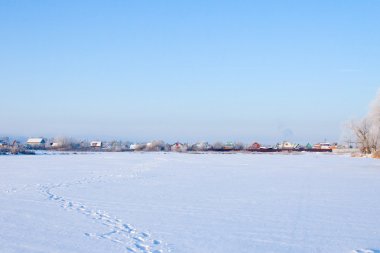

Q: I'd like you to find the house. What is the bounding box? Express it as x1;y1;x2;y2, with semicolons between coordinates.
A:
171;142;188;152
0;137;9;147
129;143;146;151
26;138;46;147
145;140;165;151
0;140;8;147
223;142;235;151
313;142;332;150
90;141;102;148
277;141;294;150
191;142;211;151
248;142;261;150
293;143;302;150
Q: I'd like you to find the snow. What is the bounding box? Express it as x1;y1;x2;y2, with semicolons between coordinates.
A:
1;152;380;253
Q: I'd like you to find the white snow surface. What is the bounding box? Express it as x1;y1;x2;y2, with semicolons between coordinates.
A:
1;152;380;253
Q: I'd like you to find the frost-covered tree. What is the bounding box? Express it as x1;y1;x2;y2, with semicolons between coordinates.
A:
351;91;380;154
51;136;77;150
351;119;374;154
145;140;165;151
212;142;224;150
110;140;123;152
234;142;245;150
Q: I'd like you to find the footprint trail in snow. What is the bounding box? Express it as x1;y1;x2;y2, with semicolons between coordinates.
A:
39;159;170;253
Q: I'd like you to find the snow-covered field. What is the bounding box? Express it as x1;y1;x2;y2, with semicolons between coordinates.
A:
1;153;380;253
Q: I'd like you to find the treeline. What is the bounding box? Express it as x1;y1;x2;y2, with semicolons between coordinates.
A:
1;136;347;155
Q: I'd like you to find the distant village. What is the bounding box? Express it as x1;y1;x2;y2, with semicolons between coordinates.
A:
0;136;354;155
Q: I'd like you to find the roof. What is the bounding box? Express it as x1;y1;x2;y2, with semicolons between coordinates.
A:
27;138;45;144
90;141;102;147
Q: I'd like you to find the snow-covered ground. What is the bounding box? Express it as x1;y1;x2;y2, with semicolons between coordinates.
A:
1;152;380;253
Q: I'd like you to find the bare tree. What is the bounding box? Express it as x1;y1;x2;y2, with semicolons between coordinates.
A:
234;142;245;150
351;119;372;154
145;140;165;151
212;142;224;150
349;91;380;154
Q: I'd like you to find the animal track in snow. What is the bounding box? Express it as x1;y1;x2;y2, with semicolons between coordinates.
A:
352;250;380;253
39;158;170;253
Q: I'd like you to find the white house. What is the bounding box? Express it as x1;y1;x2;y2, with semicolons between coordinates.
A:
313;142;333;150
26;138;46;146
0;137;9;147
145;141;165;151
277;141;295;150
129;143;146;151
191;142;211;151
90;141;102;148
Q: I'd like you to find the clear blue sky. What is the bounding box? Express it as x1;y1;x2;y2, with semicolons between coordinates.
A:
1;0;379;143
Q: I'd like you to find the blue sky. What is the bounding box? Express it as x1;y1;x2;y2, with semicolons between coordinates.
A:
1;0;379;143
